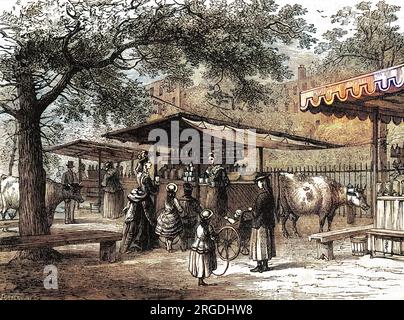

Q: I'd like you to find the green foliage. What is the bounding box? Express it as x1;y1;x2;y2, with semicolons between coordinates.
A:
315;0;404;75
0;0;317;121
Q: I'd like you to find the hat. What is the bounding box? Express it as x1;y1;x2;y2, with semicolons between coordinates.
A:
127;188;147;202
137;150;149;162
183;182;193;195
105;161;114;169
199;208;214;220
255;174;269;183
166;183;178;193
66;161;75;168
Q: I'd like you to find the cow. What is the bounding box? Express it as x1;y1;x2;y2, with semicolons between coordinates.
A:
0;175;84;227
278;173;370;238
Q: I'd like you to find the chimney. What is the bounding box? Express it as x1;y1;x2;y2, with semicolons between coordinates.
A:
298;65;306;82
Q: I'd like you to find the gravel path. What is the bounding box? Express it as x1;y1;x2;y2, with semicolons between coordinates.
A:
1;211;403;300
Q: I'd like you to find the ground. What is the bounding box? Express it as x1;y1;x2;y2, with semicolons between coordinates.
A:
0;207;403;300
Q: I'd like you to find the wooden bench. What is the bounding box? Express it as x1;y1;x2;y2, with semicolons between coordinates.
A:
0;230;122;263
309;225;373;260
367;228;404;259
0;220;19;232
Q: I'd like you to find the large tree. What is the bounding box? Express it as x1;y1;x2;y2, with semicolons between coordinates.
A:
0;0;315;251
315;0;404;78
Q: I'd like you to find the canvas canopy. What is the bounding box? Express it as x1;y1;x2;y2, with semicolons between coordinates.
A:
104;112;340;150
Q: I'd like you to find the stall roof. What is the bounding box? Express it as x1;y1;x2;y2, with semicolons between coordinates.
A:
300;64;404;125
44;139;143;162
103;112;340;150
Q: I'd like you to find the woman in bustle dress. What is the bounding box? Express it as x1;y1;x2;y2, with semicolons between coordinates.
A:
102;161;124;219
121;187;148;253
188;208;217;286
155;183;184;252
120;151;159;252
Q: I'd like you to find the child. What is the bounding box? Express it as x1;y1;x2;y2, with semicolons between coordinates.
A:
155;183;184;252
188;208;217;286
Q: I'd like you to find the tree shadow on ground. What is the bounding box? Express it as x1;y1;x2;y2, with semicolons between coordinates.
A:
271;261;310;270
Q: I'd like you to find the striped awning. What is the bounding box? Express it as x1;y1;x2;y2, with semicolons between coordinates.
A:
300;64;404;125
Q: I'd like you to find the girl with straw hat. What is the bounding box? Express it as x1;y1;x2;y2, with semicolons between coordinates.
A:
188;208;217;286
155;183;184;252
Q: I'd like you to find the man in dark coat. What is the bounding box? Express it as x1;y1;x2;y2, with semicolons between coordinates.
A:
62;161;79;224
205;152;230;228
249;174;276;273
180;183;202;250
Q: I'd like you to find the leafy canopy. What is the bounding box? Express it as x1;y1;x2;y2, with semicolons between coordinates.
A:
0;0;316;125
315;0;404;76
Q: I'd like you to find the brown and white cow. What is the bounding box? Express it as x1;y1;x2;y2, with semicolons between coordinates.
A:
278;173;370;238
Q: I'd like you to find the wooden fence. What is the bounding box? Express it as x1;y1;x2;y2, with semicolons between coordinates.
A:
263;162;399;219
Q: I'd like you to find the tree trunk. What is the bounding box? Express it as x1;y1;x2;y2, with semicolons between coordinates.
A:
12;51;60;261
18;115;49;236
8;121;18;176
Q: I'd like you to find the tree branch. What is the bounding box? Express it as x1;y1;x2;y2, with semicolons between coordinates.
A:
36;68;79;113
0;28;23;47
86;41;138;69
0;102;19;118
0;83;18;88
62;22;84;66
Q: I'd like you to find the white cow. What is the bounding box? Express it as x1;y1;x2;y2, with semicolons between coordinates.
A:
0;175;19;220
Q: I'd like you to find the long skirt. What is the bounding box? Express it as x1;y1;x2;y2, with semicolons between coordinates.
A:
103;190;124;219
250;226;275;261
188;249;217;278
121;206;154;252
206;187;228;229
155;211;183;239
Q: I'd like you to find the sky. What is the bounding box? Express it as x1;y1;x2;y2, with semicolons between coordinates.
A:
276;0;404;36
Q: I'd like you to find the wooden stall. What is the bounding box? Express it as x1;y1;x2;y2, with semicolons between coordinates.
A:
300;63;404;259
45;139;143;214
104;112;338;218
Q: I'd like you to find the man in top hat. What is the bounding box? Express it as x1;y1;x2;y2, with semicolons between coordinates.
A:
62;161;79;224
248;174;276;273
